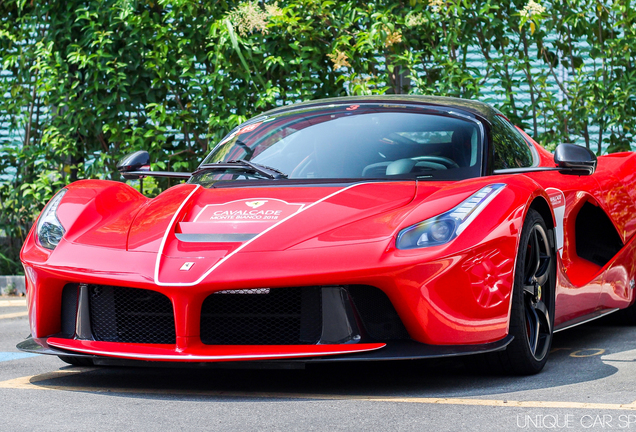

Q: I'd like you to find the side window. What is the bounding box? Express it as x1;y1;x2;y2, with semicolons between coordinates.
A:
492;115;534;169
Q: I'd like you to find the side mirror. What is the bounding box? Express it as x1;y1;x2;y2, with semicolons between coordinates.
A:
554;144;597;175
117;150;150;180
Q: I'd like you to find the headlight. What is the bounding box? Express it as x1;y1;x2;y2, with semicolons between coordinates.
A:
396;183;506;250
36;189;67;250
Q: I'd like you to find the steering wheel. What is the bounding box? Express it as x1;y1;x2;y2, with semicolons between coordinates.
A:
412;155;460;169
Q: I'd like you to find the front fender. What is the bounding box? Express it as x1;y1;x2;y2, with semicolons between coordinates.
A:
387;175;555;344
23;180;148;259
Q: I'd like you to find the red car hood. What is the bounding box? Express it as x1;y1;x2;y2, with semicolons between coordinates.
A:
123;182;418;284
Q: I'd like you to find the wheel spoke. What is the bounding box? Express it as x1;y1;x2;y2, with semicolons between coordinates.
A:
532;226;552;289
532;313;541;354
532;230;541;274
523;283;536;296
534;300;551;334
535;260;550;286
525;300;539;354
524;234;537;282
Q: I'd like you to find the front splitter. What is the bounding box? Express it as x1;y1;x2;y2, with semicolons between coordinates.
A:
20;337;386;362
17;335;513;365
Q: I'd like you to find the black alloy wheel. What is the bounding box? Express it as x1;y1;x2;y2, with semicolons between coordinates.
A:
485;208;555;375
521;217;553;362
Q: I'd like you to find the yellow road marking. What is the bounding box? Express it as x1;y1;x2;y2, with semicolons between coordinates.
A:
2;369;636;410
570;349;606;358
0;368;92;390
0;299;26;307
0;311;28;320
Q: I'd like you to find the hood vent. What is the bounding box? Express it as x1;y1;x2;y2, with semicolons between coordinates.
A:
175;233;257;243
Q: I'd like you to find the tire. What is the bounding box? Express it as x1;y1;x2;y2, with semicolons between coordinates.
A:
58;355;94;366
486;208;556;375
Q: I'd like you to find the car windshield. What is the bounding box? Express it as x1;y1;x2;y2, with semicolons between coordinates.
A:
191;104;483;187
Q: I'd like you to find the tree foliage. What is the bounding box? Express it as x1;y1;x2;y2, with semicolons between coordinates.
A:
1;0;635;273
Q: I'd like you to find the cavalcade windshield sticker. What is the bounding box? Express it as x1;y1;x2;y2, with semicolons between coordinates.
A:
194;198;305;223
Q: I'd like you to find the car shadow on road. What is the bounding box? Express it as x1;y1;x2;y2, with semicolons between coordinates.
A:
28;322;635;401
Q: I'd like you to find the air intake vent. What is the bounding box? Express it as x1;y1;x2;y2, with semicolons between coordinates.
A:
89;286;176;344
60;284;79;338
200;287;322;345
348;285;410;341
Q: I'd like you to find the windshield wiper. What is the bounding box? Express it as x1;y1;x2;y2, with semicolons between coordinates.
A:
198;160;287;179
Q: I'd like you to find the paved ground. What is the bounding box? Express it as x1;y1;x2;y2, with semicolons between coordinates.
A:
3;297;636;431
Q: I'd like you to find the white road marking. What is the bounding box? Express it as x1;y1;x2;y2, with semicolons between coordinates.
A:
0;311;28;320
0;299;26;307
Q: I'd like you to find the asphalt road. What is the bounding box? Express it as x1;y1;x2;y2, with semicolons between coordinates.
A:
3;297;636;431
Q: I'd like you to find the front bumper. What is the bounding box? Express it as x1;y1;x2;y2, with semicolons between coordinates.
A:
18;335;513;364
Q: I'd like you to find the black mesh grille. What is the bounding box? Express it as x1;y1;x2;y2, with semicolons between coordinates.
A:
348;285;410;341
89;285;176;344
200;287;322;345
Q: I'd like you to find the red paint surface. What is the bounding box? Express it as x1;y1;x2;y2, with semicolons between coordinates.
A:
46;338;385;362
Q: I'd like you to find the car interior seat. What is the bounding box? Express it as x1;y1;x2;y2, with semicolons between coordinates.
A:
450;128;473;167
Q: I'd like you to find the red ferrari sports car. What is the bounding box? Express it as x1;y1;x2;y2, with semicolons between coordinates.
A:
18;96;636;374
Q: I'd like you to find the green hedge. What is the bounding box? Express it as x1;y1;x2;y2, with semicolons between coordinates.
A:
1;0;635;274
